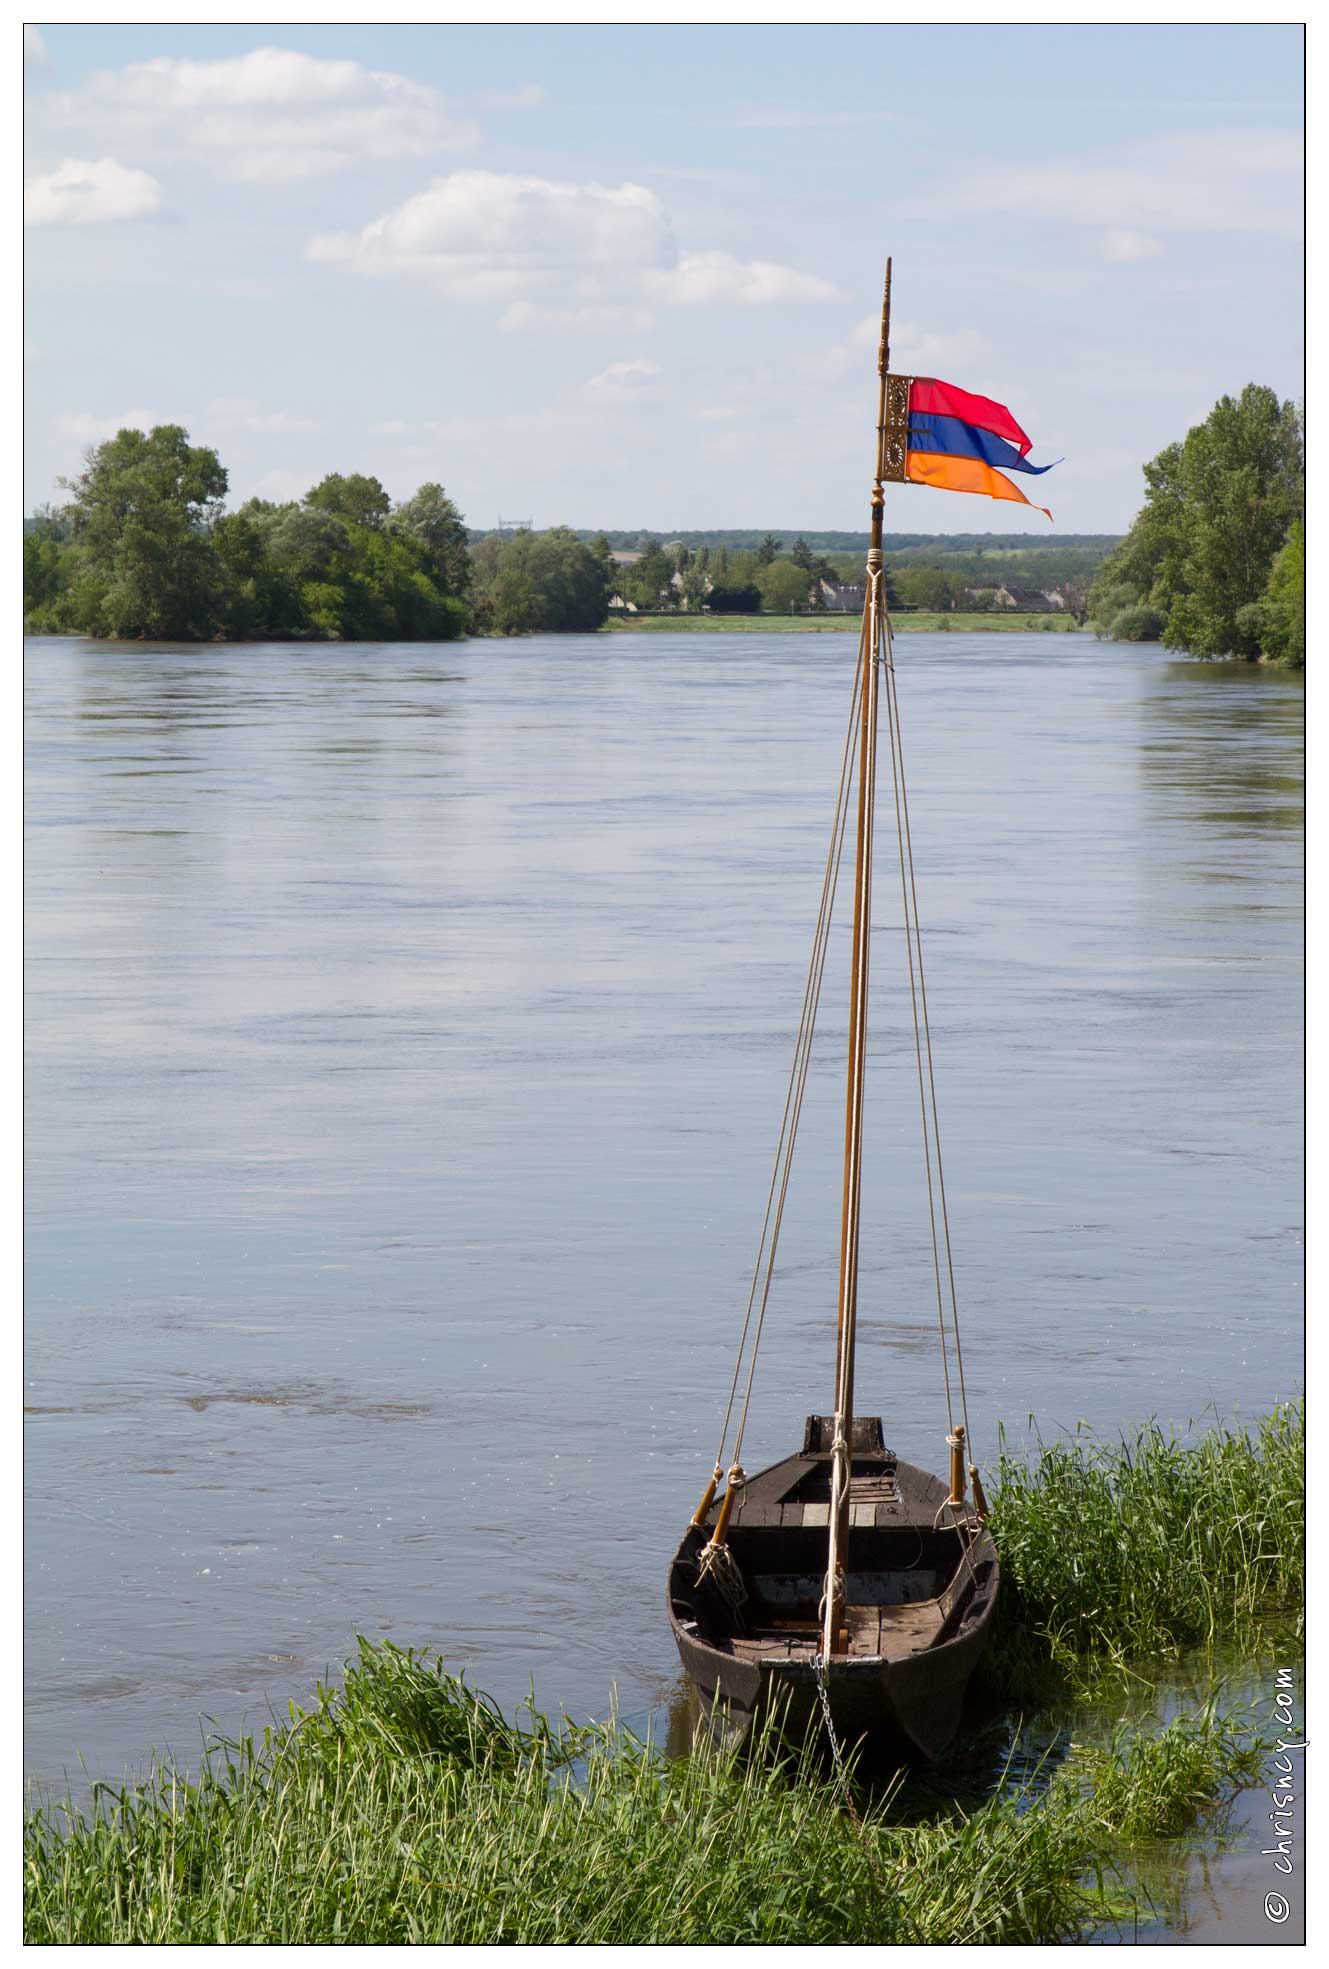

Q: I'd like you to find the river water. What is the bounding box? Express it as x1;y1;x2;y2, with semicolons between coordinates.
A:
25;630;1302;1824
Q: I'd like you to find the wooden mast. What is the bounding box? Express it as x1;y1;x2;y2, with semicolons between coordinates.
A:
822;260;891;1661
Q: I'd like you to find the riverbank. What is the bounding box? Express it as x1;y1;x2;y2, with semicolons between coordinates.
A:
604;611;1081;634
25;1407;1302;1945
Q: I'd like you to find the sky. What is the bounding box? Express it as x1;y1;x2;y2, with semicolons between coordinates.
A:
23;22;1304;536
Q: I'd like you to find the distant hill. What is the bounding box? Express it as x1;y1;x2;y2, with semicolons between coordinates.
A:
463;527;1121;592
469;528;1121;556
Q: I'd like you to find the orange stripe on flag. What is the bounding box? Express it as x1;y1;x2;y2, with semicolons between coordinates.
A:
906;450;1052;521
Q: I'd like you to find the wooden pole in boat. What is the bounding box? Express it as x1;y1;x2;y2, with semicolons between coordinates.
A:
822;260;891;1662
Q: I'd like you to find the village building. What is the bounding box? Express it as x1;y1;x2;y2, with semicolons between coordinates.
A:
987;582;1064;612
818;580;867;612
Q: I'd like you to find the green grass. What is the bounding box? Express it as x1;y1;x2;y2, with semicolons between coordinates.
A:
24;1407;1301;1944
605;611;857;633
983;1403;1304;1701
24;1643;1264;1946
603;611;1081;634
909;611;1081;632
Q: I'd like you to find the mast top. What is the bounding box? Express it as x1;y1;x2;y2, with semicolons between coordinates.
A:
877;258;892;380
870;258;892;558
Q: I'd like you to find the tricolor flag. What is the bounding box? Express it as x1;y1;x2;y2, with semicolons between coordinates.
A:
890;376;1058;520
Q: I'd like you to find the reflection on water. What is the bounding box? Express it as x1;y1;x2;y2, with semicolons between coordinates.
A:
1139;660;1304;833
25;633;1302;1829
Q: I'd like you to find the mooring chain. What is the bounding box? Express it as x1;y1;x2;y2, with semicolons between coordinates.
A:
809;1653;898;1905
810;1653;849;1787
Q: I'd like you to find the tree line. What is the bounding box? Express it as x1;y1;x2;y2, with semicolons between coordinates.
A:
24;427;475;642
1088;384;1304;666
31;402;1301;658
21;438;907;640
21;424;621;642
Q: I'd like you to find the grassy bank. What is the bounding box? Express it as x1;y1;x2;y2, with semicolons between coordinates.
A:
23;1649;1265;1945
983;1403;1303;1702
604;611;1081;634
25;1407;1301;1944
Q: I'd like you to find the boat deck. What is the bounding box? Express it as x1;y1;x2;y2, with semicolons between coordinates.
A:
729;1598;946;1663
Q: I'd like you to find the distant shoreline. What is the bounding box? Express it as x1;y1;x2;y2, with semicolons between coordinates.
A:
21;613;1086;647
604;611;1083;635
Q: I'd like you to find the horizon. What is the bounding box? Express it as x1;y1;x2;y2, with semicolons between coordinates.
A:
25;23;1303;533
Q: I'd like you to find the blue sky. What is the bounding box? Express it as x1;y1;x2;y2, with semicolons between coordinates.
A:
24;22;1304;534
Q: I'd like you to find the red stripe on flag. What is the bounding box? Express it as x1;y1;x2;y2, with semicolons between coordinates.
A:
910;378;1032;457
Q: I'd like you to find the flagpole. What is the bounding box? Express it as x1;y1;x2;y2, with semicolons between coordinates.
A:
822;260;891;1661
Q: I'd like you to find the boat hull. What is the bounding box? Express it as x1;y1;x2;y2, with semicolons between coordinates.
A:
671;1556;996;1764
667;1421;999;1764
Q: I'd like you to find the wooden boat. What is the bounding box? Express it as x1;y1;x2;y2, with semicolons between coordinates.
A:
667;261;999;1764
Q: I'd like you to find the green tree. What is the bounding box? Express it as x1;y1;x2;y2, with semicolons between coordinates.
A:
756;533;782;566
1239;519;1304;668
1092;387;1303;659
23;507;77;628
707;583;761;614
306;472;392;530
211;509;300;639
266;505;353;603
1087;442;1186;628
1161;389;1302;658
626;543;674;611
896;566;956;612
1107;604;1166;642
680;560;711;612
471;528;610;634
257;502;436;639
757;558;813;613
390;483;471;597
60;424;228;638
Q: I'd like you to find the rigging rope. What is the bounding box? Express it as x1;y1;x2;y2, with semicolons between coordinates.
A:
880;610;975;1457
698;578;979;1526
879;610;955;1438
699;615;868;1512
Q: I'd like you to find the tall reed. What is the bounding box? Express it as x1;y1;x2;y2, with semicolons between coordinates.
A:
26;1638;1264;1945
984;1401;1302;1693
25;1407;1301;1944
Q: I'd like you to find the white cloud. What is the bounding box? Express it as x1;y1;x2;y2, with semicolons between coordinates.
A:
25;158;164;227
24;26;48;65
56;408;159;445
1101;227;1164;262
583;358;662;403
929;129;1302;238
645;250;839;307
309;169;675;297
310;169;839;323
41;45;478;183
248;468;310;503
809;313;986;383
891;322;989;373
203;397;322;435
